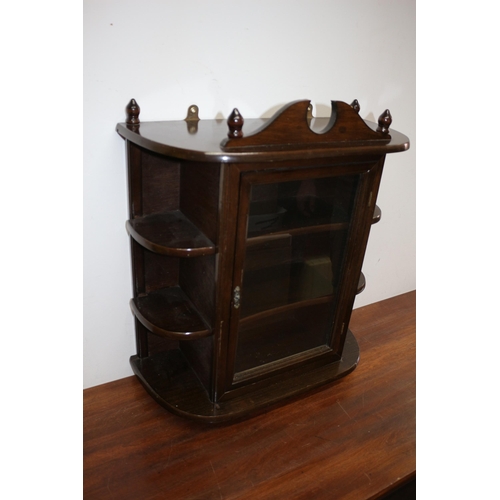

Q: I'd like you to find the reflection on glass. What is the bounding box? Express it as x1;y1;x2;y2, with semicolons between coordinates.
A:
234;174;359;374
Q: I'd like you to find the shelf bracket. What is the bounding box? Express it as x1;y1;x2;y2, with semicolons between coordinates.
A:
185;104;200;134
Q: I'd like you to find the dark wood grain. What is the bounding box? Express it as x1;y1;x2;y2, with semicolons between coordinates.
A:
84;291;416;500
179;254;217;392
118;99;410;422
116;116;410;163
221;100;390;151
180;161;220;244
142;249;179;294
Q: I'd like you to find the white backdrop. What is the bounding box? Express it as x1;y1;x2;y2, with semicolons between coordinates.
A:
83;0;415;388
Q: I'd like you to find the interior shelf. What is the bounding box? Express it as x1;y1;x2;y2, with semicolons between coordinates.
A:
126;210;216;257
247;204;380;240
130;286;212;340
239;271;364;329
248;221;348;239
240;294;334;327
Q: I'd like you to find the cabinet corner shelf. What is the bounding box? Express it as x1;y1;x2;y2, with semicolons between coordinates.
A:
126;210;216;257
372;205;382;224
130;286;212;340
118;98;409;422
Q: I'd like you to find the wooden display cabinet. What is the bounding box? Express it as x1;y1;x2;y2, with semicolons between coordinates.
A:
116;98;409;423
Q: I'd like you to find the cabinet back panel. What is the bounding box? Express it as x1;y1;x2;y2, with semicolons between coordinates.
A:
180;162;220;243
147;333;179;357
143;250;180;293
179;255;215;326
179;254;216;394
141;150;180;215
180;337;213;396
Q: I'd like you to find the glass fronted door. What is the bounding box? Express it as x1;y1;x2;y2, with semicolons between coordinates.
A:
230;167;362;380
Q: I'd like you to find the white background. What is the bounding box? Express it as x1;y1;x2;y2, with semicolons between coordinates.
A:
83;0;416;389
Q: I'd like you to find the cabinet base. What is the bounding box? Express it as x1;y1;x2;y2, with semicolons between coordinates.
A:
130;330;359;423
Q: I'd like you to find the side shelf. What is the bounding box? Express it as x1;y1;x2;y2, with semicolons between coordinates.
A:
127;210;216;257
130;286;212;340
357;272;366;294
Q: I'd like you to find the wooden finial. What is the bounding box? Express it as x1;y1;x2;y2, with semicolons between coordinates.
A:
350;99;360;113
377;109;392;135
227;108;244;138
126;99;140;125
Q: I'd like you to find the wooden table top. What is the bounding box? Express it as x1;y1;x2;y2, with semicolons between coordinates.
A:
84;291;416;500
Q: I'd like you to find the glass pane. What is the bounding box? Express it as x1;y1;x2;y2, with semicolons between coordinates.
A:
234;174;359;374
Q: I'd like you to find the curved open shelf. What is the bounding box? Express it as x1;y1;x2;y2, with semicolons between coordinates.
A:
126;210;216;257
357;272;366;294
131;286;212;340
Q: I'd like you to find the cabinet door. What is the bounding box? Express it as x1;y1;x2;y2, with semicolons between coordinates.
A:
225;162;377;389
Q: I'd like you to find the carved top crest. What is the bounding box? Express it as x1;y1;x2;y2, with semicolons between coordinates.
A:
220;100;391;152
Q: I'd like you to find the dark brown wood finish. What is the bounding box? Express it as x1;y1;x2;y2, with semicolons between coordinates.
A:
126;211;216;257
130;286;212;340
221;160;377;397
116;113;409;164
118;99;410;421
221;100;390;151
212;163;245;400
84;291;416;500
330;157;386;356
126;142;146;355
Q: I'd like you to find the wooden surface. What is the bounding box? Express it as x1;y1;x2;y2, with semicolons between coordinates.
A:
221;100;390;151
84;291;415;500
116;113;410;163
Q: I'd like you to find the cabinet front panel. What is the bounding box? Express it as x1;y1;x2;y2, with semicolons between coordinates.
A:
226;163;372;389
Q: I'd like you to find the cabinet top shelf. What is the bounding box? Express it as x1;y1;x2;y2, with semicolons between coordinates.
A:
116;99;410;163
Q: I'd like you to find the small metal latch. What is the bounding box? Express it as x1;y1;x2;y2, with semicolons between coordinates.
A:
233;286;241;309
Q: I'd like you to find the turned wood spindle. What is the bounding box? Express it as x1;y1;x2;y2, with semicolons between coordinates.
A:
377;109;392;135
227;108;244;139
126;99;141;126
